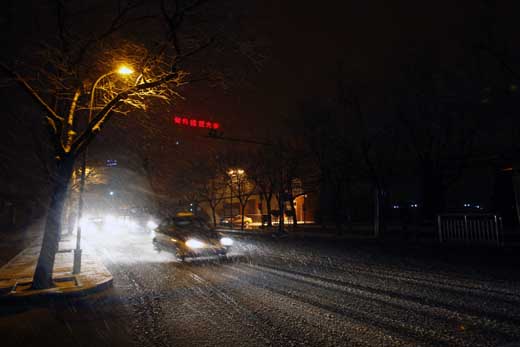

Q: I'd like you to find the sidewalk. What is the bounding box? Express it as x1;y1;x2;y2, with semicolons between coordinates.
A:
0;237;113;300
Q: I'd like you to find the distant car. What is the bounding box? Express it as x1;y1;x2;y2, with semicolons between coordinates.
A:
220;215;253;228
153;212;233;261
232;215;253;227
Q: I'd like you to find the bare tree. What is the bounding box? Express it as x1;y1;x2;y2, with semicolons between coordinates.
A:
179;157;227;227
0;0;256;289
394;53;483;221
337;85;393;238
300;97;360;232
249;148;279;227
229;169;256;230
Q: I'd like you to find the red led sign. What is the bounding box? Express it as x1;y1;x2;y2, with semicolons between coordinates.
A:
173;116;220;130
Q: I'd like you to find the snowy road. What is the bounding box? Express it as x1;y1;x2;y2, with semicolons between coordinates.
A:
2;227;520;346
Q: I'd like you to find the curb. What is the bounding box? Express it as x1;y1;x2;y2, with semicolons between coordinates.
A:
0;243;114;303
0;276;113;304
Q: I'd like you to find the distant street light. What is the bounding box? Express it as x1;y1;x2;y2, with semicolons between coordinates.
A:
73;64;134;274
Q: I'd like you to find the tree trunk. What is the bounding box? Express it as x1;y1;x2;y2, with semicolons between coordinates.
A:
421;161;445;222
373;185;386;239
32;155;75;289
211;205;217;228
333;180;343;233
345;180;353;234
240;205;245;230
278;192;285;234
289;195;297;228
265;192;273;227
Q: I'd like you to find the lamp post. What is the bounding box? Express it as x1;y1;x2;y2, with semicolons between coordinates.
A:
73;65;133;274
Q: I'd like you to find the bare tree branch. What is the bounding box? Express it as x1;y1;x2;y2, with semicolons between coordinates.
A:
63;88;81;152
0;63;65;124
71;71;184;156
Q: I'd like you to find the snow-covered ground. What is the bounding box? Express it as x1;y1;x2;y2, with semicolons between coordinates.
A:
2;225;520;347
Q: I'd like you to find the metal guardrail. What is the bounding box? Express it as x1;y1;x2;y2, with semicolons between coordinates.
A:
437;213;503;247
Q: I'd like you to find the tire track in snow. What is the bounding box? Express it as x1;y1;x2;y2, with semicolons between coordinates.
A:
240;263;519;346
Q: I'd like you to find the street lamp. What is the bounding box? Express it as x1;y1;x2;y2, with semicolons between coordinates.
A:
73;64;134;274
117;65;134;75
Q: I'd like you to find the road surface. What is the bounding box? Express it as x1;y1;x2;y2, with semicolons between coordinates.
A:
1;226;520;346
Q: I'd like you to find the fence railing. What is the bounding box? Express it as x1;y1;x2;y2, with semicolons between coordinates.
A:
437;213;503;247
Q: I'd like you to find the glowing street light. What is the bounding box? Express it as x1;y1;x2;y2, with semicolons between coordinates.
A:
228;168;245;176
117;65;134;75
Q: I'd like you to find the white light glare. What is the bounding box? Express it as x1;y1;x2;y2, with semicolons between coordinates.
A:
147;220;158;229
105;214;117;225
125;219;138;229
185;239;205;249
79;217;89;229
220;237;234;246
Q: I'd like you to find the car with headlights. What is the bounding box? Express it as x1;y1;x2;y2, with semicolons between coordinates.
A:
153;212;233;260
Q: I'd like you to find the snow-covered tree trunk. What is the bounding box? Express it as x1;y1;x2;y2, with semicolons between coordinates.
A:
32;155;75;289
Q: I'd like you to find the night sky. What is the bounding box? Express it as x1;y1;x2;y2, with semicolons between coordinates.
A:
166;0;520;141
2;0;520;198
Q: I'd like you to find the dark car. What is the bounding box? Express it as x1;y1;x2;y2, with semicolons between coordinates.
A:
153;212;233;260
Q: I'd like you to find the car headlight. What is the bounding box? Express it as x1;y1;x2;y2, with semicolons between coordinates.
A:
220;237;234;246
147;220;158;229
185;239;205;249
